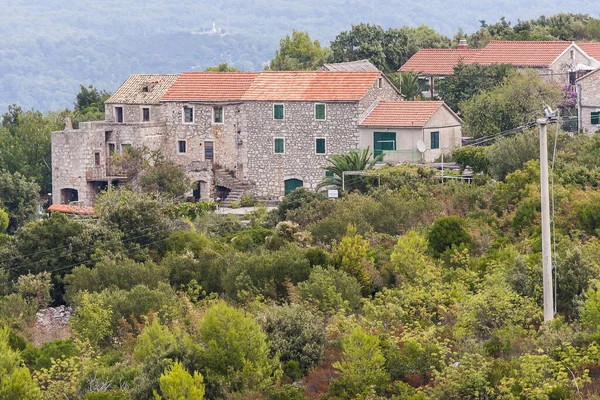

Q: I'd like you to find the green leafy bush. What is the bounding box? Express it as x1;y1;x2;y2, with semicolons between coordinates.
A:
427;216;473;257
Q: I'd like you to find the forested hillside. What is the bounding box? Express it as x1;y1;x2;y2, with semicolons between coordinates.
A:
2;0;600;110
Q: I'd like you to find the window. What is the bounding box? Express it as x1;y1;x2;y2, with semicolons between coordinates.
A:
178;140;187;154
142;86;149;92
142;107;150;122
107;143;115;157
121;143;132;153
592;112;600;125
115;107;123;123
274;104;284;120
374;132;396;157
316;138;326;154
569;71;577;85
325;170;334;178
377;77;383;88
430;131;440;149
274;138;285;154
183;106;194;123
204;141;214;161
315;104;326;120
94;152;100;166
213;106;223;124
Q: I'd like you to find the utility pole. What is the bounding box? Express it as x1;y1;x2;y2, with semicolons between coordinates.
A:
538;117;554;322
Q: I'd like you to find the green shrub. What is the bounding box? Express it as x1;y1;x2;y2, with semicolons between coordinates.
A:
453;146;490;174
297;266;362;314
230;200;240;209
258;303;326;373
239;192;257;207
427;216;473;257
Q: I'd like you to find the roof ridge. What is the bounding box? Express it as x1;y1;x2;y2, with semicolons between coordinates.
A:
487;40;572;44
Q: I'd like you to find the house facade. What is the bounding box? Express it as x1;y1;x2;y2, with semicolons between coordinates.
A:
576;68;600;133
358;101;463;163
400;40;600;98
52;70;410;205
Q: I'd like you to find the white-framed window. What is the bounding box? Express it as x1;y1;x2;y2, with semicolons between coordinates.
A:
177;140;188;154
315;138;326;154
213;106;224;124
141;107;150;122
273;104;285;120
315;103;326;120
183;106;194;123
274;137;285;154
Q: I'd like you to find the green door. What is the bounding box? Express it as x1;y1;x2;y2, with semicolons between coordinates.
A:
284;179;303;196
374;132;396;157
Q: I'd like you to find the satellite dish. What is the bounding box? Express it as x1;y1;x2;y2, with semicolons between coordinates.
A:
417;140;427;153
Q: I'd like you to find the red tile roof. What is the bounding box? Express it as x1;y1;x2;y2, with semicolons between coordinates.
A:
473;40;572;67
578;43;600;61
242;71;382;101
399;49;481;75
161;71;384;102
359;100;457;127
48;204;94;215
162;72;259;101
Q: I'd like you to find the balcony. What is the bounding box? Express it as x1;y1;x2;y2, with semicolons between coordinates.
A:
86;161;127;182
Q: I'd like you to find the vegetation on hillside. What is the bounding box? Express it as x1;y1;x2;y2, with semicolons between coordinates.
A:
2;128;600;397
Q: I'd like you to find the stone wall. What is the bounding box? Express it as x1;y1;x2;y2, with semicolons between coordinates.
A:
550;46;599;86
578;72;600;133
161;102;241;173
244;101;360;197
358;76;402;117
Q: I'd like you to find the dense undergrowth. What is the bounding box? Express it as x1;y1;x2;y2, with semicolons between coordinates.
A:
3;132;600;399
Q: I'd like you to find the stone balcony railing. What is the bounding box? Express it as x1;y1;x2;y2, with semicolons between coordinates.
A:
86;162;127;181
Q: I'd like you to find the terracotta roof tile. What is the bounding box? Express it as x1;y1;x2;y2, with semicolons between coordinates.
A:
162;72;259;101
48;204;94;215
359;100;451;127
472;40;572;67
242;71;382;101
578;42;600;61
161;71;383;102
399;49;481;75
106;74;179;104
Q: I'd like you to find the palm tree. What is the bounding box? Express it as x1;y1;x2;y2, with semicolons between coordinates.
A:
318;147;383;192
400;72;421;101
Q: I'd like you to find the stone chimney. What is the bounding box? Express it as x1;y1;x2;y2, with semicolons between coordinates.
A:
458;39;469;49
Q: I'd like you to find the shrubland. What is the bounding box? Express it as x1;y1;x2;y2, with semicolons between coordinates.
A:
2;131;600;398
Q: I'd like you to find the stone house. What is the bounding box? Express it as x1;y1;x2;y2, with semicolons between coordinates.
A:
400;40;600;98
576;67;600;133
53;70;421;205
358;101;463;163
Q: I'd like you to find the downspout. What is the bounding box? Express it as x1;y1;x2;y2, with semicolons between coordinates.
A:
576;81;582;132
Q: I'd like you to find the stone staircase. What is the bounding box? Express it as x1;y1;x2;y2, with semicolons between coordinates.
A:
214;167;255;207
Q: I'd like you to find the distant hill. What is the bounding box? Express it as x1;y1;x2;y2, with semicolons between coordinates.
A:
2;0;600;110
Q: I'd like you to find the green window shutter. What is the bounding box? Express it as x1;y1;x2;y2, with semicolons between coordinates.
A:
274;104;284;120
592;112;599;125
325;171;334;177
316;138;326;154
274;138;284;153
315;104;326;120
431;131;440;149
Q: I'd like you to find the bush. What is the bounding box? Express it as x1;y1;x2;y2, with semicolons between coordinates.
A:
258;303;326;373
239;192;257;207
427;216;473;257
277;188;326;221
452;146;490;174
297;266;362;314
64;256;170;303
